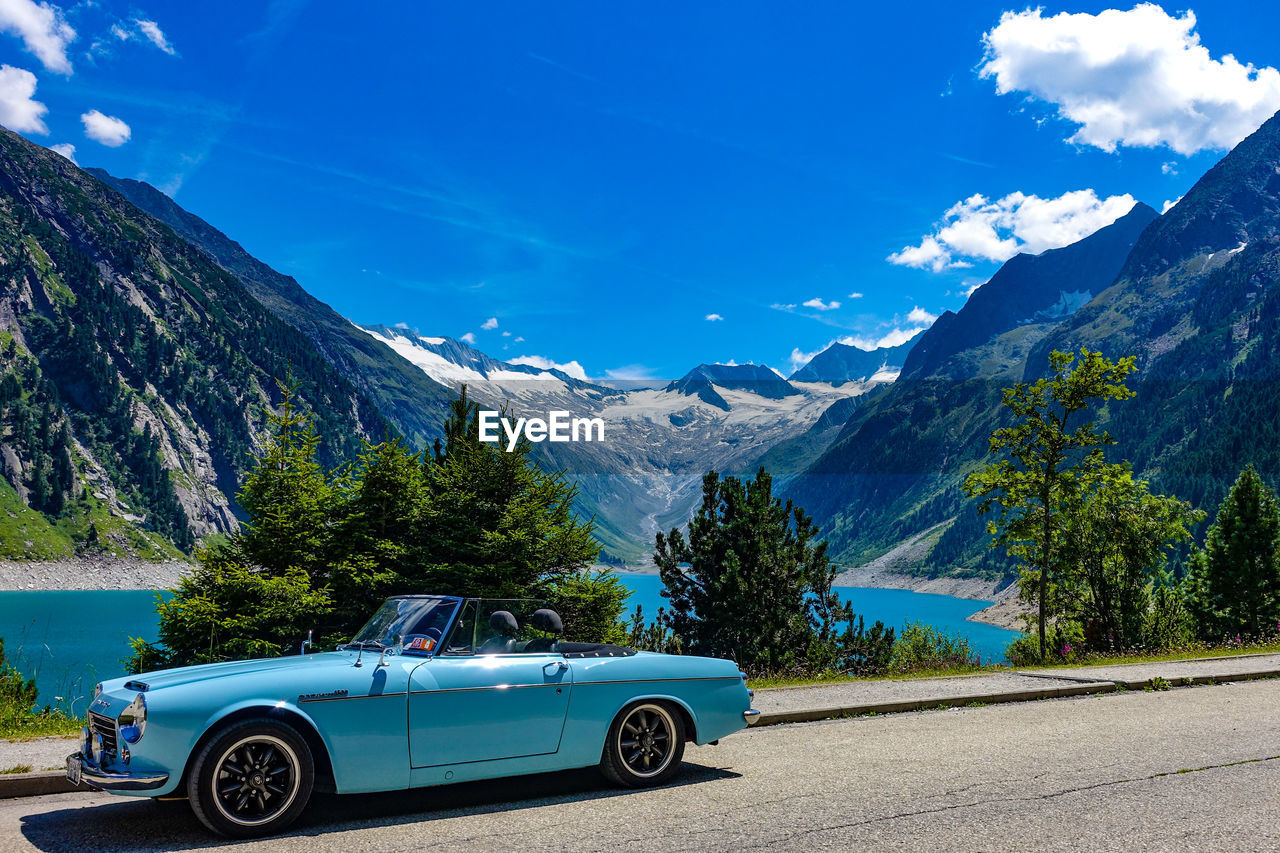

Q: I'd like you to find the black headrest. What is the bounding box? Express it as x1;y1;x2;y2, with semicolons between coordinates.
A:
489;610;518;635
530;609;563;634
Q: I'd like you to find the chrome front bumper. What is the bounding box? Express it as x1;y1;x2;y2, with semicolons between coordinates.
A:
743;708;762;725
66;752;169;792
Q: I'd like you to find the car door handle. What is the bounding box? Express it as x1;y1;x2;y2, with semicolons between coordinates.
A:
544;661;568;673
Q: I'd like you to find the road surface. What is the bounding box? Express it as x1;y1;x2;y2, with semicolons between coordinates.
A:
5;680;1279;851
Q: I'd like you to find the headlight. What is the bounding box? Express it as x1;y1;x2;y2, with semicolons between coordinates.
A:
119;693;147;743
93;682;103;700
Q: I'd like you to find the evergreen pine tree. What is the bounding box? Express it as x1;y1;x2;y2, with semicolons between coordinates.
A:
1187;465;1280;639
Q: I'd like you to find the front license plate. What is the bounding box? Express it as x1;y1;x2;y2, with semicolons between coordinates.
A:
66;756;82;786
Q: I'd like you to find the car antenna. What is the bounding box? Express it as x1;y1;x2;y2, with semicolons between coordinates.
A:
354;645;364;668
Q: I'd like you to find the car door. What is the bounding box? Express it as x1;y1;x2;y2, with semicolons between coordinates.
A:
407;653;572;767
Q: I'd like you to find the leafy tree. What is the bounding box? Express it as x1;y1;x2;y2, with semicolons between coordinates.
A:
654;467;880;675
964;349;1136;661
1056;470;1201;652
1186;465;1280;639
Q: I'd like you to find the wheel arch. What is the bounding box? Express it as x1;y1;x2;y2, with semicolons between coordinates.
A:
609;694;698;744
180;704;336;795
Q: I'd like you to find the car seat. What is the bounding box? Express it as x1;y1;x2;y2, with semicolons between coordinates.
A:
523;608;563;653
477;610;518;654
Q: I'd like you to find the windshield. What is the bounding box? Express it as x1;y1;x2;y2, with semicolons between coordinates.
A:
345;597;459;656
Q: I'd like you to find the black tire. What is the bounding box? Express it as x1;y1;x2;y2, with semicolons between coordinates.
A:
187;718;314;838
600;701;686;787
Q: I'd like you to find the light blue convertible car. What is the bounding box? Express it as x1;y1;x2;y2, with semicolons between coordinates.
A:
68;595;759;837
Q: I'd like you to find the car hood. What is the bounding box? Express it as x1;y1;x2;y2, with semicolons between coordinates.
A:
125;651;352;692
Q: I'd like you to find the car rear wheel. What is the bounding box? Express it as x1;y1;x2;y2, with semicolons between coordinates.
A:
600;701;686;787
188;718;314;838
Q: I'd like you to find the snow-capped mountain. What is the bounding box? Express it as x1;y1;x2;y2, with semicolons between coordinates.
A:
357;324;897;562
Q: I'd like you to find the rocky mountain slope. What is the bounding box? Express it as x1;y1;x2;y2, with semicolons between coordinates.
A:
0;127;390;559
86;172;455;449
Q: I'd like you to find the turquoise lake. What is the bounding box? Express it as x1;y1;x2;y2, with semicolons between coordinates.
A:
0;578;1018;711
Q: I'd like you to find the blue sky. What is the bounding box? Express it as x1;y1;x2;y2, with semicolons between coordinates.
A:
3;1;1280;380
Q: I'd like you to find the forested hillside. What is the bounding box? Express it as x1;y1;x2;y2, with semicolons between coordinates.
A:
0;128;390;558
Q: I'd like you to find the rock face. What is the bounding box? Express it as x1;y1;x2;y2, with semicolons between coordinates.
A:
787;108;1280;577
0;127;389;558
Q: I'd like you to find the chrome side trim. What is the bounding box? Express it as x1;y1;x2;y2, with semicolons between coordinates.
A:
574;676;743;687
68;753;169;792
409;683;559;696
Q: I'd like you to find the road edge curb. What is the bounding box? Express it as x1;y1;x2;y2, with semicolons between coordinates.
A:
0;770;78;800
752;681;1117;726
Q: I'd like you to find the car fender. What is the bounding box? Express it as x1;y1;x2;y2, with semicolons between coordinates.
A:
184;698;334;782
604;692;699;744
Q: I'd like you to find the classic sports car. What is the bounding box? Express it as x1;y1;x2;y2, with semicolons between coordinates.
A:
68;595;759;837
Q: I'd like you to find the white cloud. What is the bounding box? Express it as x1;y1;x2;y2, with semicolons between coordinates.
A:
770;303;796;311
81;109;131;146
788;346;823;373
802;297;841;311
848;292;864;299
0;0;75;74
964;280;984;298
604;364;656;380
1161;161;1178;176
461;332;476;344
980;4;1280;156
48;141;74;162
509;354;588;381
705;313;723;322
889;189;1136;272
135;20;175;55
108;19;176;55
907;306;938;325
481;316;498;330
840;327;927;351
1162;196;1183;214
0;64;46;132
514;336;525;343
501;331;511;337
393;321;410;329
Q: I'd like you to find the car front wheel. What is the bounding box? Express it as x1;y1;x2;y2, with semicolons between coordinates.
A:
600;701;686;787
188;718;314;838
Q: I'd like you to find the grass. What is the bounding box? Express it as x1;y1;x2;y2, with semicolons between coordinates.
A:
748;662;1000;691
0;707;82;740
0;764;33;774
747;637;1280;691
1017;638;1280;670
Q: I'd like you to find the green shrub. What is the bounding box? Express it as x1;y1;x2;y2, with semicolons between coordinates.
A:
1004;621;1085;666
545;571;630;645
838;614;896;676
890;621;978;673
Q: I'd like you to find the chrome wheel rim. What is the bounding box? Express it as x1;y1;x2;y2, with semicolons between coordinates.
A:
211;734;301;827
618;704;676;778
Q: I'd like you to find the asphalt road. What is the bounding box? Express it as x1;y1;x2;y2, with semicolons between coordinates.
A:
5;680;1280;852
